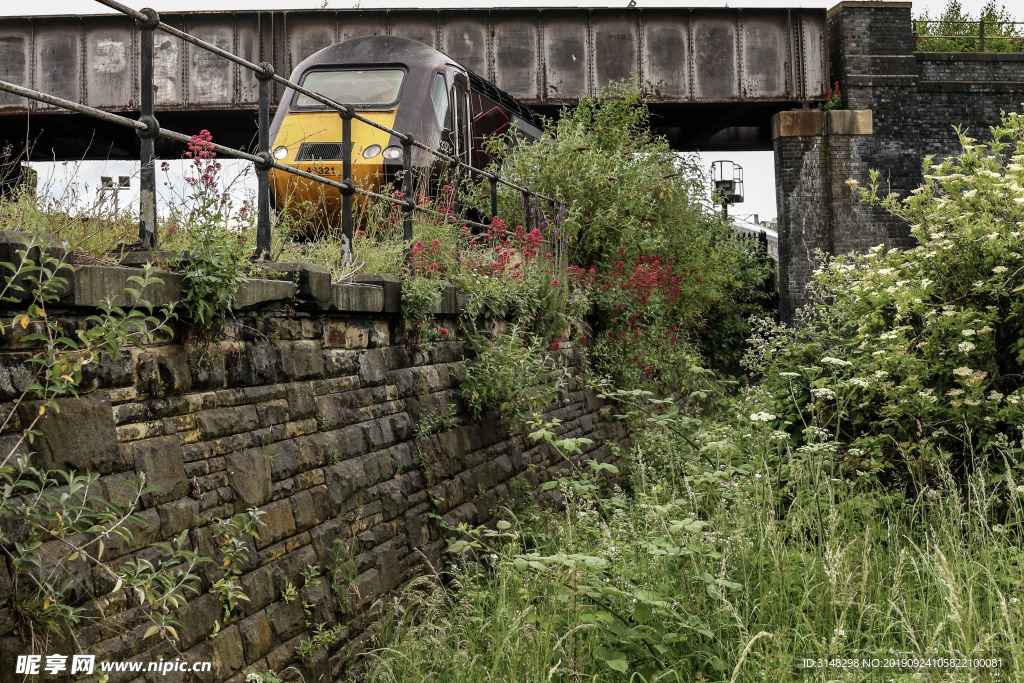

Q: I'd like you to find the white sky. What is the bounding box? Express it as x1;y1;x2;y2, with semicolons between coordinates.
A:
11;0;1002;222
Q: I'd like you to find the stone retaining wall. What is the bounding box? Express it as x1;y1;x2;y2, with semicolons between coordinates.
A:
0;242;628;682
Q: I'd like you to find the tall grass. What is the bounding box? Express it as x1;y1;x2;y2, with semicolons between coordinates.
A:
360;406;1024;682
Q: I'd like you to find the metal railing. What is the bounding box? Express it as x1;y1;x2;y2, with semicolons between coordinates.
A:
0;0;563;260
913;19;1024;53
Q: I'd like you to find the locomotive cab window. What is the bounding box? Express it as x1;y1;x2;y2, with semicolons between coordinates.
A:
430;73;449;128
293;68;405;109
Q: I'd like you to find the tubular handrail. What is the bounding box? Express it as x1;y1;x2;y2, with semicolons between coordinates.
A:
92;0;558;205
0;77;513;238
912;18;1024;52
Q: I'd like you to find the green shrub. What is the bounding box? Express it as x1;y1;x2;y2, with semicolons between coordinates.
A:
460;326;568;420
471;81;773;386
745;108;1024;486
170;130;253;327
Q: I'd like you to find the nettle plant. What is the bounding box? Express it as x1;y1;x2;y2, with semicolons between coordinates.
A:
745;108;1024;486
168;130;254;329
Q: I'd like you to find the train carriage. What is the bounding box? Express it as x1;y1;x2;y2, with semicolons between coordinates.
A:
268;35;543;228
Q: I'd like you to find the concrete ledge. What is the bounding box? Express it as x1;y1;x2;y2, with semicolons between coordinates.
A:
828;1;911;16
918;81;1024;93
332;283;384;313
67;265;183;308
826;109;873;135
772;110;824;139
119;250;178;268
233;279;297;309
917;52;1024;62
434;283;459;316
354;274;401;313
259;262;332;303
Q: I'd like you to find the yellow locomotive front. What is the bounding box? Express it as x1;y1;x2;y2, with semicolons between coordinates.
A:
269;67;403;228
268;36;468;233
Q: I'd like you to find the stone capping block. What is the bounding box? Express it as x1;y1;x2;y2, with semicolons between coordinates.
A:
233;278;298;309
118;250;178;268
772;110;824;139
916;52;1024;63
434;282;459;316
332;282;384;313
354;274;401;313
68;264;183;308
259;262;332;303
826;109;873;136
0;230;72;300
827;0;911;15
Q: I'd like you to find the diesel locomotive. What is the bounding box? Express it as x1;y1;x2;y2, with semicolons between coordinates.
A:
268;35;543;227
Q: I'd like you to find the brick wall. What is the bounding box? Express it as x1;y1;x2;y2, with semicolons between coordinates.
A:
774;0;1024;318
0;251;628;682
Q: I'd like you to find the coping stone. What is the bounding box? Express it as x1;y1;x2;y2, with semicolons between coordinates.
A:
434;282;459;316
772;109;825;139
118;250;179;268
332;283;384;313
260;262;332;303
354;274;401;313
233;278;297;309
68;264;182;308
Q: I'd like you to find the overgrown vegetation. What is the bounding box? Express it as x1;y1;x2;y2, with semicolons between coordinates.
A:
0;238;208;651
472;81;773;385
915;0;1023;52
360;108;1024;681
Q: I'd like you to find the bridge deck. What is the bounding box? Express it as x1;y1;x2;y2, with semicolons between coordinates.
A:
0;7;827;158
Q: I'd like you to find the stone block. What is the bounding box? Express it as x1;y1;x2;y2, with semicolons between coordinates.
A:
225;447;273;509
267;597;305;638
233;278;297;309
260;262;332;303
176;591;222;649
209;624;245;680
285;382;316;420
276;340;324;381
358;348;387;385
771;109;825;139
68;264;182;308
826;109;873;135
0;230;72;300
158;498;200;539
19;393;122;473
354;273;401;313
130;434;189;506
331;283;384;312
255;499;296;549
237;610;274;663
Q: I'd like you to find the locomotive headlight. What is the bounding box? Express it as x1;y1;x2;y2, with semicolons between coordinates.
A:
382;145;403;160
273;146;289;160
362;144;382;159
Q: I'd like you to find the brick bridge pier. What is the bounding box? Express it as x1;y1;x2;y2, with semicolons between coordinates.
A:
773;0;1024;318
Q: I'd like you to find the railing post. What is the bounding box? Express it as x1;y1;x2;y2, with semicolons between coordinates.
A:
402;134;414;246
136;8;160;249
339;104;355;247
255;62;275;259
489;174;498;223
979;19;986;52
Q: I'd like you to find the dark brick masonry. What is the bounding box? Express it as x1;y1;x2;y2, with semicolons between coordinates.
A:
774;0;1024;317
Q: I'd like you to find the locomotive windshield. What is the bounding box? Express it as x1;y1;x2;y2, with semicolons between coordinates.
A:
293;68;405;109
